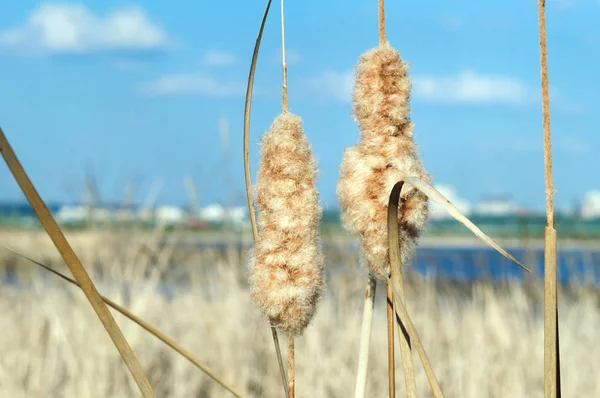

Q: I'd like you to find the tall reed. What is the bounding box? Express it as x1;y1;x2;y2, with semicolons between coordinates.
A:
536;1;561;396
247;1;325;397
243;1;288;395
337;2;430;393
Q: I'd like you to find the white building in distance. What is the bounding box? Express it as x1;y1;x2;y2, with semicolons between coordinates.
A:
476;195;519;216
155;205;185;224
581;191;600;220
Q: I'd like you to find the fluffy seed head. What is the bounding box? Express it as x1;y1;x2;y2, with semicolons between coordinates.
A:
337;43;431;279
249;112;324;336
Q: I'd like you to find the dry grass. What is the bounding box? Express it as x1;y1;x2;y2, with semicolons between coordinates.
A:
0;232;598;397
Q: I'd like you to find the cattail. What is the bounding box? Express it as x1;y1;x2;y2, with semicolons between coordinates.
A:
337;43;432;280
249;112;324;337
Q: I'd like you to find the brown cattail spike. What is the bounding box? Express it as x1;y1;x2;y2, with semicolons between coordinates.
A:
249;112;325;337
337;43;431;280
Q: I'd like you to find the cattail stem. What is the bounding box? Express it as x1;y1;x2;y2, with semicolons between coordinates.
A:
355;274;377;398
280;0;288;112
288;338;295;398
537;0;554;228
243;1;289;396
378;0;386;45
386;283;395;398
537;0;561;397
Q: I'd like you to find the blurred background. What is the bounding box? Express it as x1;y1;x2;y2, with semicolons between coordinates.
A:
1;1;599;397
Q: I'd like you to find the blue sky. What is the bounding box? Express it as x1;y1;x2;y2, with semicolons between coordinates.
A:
0;1;598;211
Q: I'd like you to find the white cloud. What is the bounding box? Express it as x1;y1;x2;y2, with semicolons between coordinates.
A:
202;50;237;67
412;71;533;105
303;70;354;103
272;49;302;65
138;73;245;97
304;69;533;106
0;3;172;55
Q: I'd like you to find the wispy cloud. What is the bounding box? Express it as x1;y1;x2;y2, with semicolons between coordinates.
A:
560;138;588;154
474;138;588;155
201;50;237;67
138;73;246;97
303;69;534;106
549;0;574;10
112;58;147;71
412;71;534;105
272;49;302;65
438;14;464;31
303;70;354;103
0;3;173;55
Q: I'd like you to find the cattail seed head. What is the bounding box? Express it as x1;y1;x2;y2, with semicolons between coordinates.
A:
337;43;431;280
249;112;324;337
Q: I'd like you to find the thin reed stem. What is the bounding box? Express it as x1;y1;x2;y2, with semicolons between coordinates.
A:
271;327;288;398
288;338;295;398
378;0;386;45
1;245;245;398
386;283;395;398
537;1;561;396
288;337;296;398
0;128;155;398
376;2;398;396
243;1;289;396
280;1;293;395
355;274;377;398
280;0;288;112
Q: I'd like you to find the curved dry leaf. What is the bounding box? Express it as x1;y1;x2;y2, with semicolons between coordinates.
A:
0;127;155;397
400;177;531;273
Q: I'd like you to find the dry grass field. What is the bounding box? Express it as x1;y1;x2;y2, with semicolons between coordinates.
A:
0;230;598;397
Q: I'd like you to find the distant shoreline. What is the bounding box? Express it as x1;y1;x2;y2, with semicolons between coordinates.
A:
1;228;599;251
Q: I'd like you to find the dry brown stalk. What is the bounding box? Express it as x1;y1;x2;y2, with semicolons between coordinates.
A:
536;0;561;396
243;0;288;395
1;244;245;398
0;127;155;397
